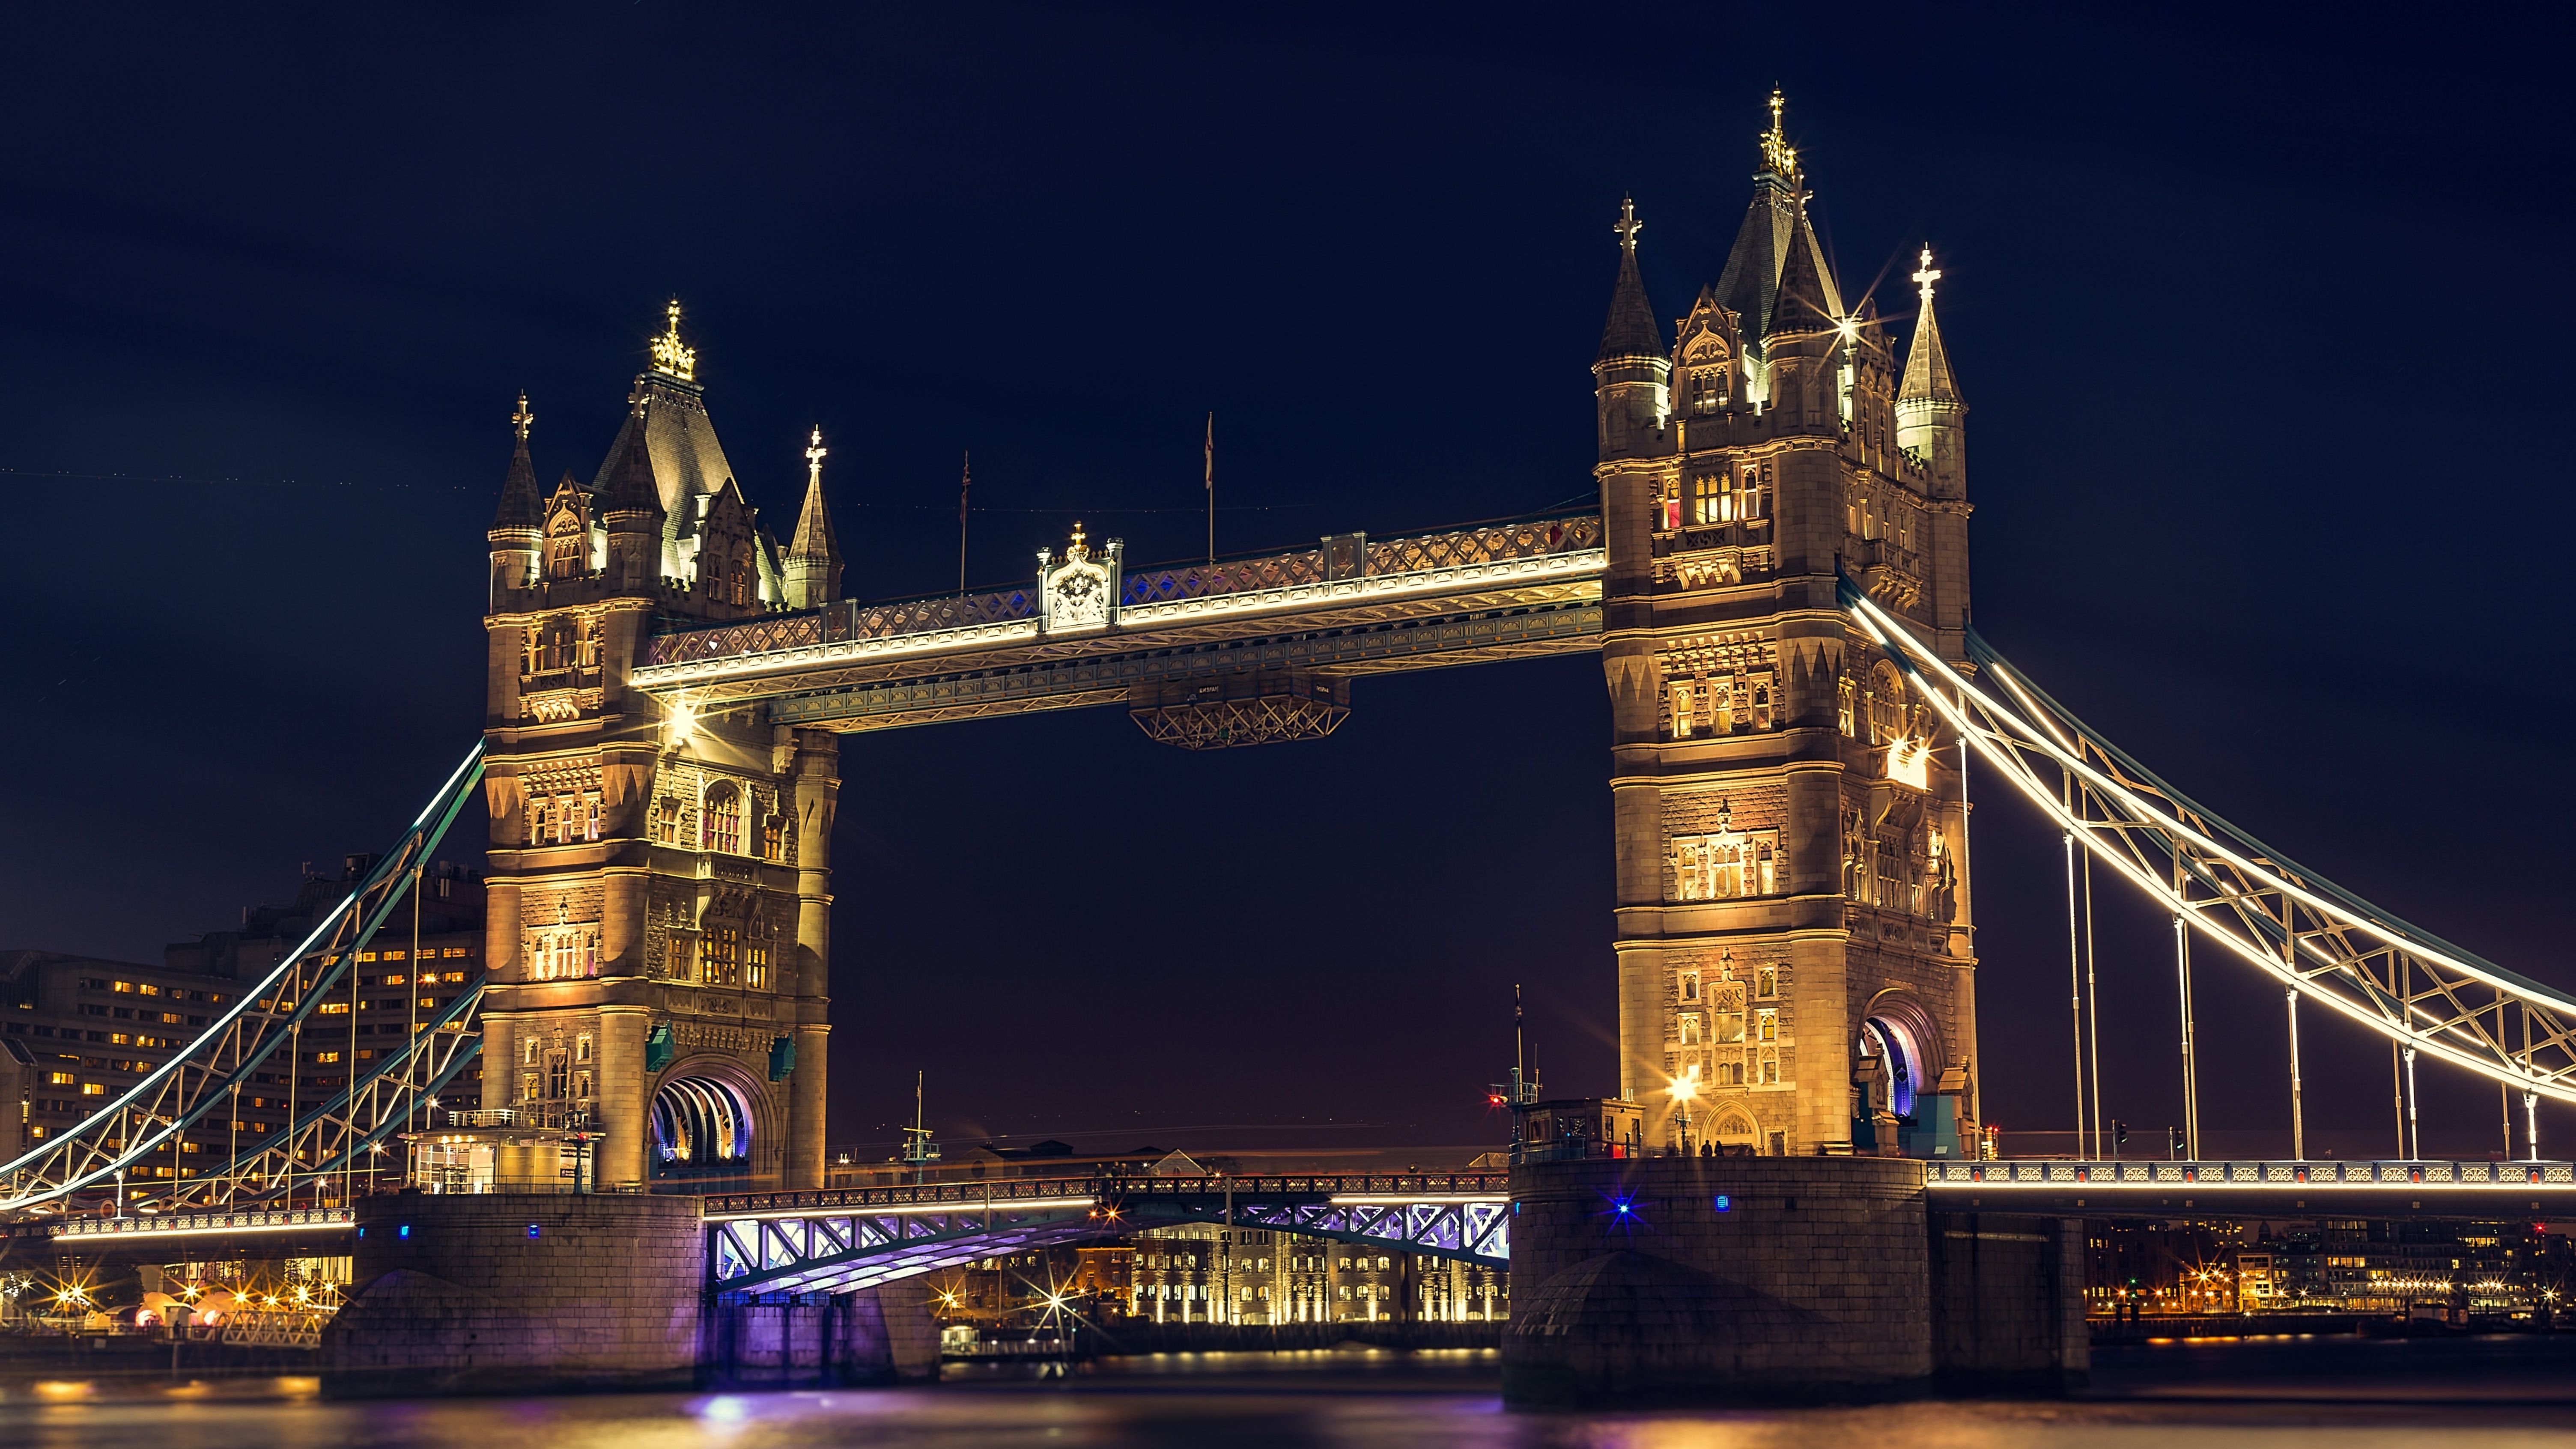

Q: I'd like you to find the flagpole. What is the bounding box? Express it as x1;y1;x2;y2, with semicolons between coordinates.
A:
957;450;971;595
1204;412;1214;566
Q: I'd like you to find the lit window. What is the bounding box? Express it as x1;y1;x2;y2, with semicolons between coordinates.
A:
703;784;743;855
1669;682;1695;739
576;1035;593;1064
45;1071;73;1086
704;926;740;985
81;1083;104;1095
1679;1014;1702;1046
112;981;133;994
747;939;772;992
1756;967;1778;999
1756;1010;1777;1043
1680;972;1699;1002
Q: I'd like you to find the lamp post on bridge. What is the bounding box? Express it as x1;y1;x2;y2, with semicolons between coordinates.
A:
1669;1075;1698;1159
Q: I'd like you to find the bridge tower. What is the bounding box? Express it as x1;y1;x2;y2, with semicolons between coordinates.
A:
1595;94;1977;1158
479;305;840;1192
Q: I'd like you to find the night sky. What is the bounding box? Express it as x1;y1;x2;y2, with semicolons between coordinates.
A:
4;6;2569;1161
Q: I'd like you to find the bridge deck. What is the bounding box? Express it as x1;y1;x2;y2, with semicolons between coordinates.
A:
1930;1158;2576;1217
630;514;1605;729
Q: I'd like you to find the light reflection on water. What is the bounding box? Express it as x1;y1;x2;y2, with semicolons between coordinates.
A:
4;1337;2576;1449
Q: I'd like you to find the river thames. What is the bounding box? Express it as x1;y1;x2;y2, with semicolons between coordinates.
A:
4;1336;2575;1448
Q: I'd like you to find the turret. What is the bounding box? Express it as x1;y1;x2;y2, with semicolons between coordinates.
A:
1895;247;1967;499
486;394;542;604
1592;196;1670;461
1759;210;1842;427
783;427;844;608
601;397;665;591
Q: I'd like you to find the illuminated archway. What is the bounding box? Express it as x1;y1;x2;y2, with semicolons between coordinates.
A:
652;1075;753;1174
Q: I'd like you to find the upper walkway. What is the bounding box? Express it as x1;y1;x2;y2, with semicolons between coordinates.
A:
629;513;1605;730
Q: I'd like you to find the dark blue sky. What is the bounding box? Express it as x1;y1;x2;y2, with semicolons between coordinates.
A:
3;5;2568;1158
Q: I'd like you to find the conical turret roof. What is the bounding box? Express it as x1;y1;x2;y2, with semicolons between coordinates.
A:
488;394;543;533
1763;213;1839;338
602;403;665;517
1595;197;1666;364
1899;255;1963;405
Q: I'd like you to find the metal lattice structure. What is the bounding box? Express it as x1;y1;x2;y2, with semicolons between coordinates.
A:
705;1173;1510;1294
0;745;486;1215
1844;581;2576;1109
168;983;486;1210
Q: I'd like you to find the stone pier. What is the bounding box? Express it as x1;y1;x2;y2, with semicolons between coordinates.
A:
1502;1157;2084;1406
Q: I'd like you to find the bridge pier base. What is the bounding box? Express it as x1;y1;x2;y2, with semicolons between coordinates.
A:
322;1193;703;1398
702;1283;939;1388
1502;1158;2084;1406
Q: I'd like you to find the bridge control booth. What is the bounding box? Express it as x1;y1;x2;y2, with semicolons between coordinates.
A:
1512;1098;1645;1162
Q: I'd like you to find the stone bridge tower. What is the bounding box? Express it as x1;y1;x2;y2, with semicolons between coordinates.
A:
1595;94;1978;1159
479;304;841;1191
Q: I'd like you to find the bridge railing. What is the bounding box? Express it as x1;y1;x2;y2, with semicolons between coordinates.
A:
702;1171;1511;1219
1931;1159;2576;1187
641;511;1604;673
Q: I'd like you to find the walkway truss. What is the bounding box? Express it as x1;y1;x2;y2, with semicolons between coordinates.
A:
1845;582;2576;1111
0;746;490;1215
704;1175;1510;1296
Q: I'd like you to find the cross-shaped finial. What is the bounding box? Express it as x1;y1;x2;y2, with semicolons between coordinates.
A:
1613;195;1642;254
665;298;683;334
511;392;534;442
805;426;827;486
1768;87;1784;136
1912;247;1941;304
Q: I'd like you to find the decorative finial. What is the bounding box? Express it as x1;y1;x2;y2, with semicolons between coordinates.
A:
1912;247;1942;305
650;298;697;382
510;392;534;443
1067;519;1088;560
1760;88;1798;178
805;426;827;487
1613;195;1642;255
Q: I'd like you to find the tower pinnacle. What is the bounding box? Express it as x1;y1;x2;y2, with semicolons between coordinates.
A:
511;391;535;443
785;425;844;608
1595;197;1666;364
650;298;697;382
1759;87;1798;180
1899;248;1962;406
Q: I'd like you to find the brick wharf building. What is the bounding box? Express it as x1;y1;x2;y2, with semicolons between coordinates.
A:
0;860;483;1196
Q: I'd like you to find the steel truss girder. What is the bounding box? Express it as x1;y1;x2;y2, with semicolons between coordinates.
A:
1135;1199;1509;1268
1842;581;2576;1105
0;745;487;1215
703;1175;1513;1294
710;1203;1108;1294
766;601;1603;731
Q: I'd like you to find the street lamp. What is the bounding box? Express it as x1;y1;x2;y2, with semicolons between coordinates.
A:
1669;1075;1699;1157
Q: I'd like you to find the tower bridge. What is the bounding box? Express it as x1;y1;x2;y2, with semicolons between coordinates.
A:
4;90;2573;1402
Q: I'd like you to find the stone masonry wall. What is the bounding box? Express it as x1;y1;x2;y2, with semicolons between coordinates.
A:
323;1193;703;1397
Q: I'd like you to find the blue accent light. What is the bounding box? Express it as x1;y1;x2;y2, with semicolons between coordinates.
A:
1614;1201;1631;1215
527;1223;542;1239
398;1224;411;1239
356;1226;366;1239
1714;1194;1732;1213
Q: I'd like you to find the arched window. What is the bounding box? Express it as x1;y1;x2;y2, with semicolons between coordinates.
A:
1679;1013;1702;1046
703;783;743;854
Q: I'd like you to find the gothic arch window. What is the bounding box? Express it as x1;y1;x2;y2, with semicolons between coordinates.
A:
703;783;744;855
1679;1013;1702;1046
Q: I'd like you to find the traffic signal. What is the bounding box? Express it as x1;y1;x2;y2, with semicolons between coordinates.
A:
2113;1120;2129;1156
2168;1125;2187;1160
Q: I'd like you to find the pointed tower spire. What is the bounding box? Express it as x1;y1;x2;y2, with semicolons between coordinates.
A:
1592;196;1672;464
485;392;544;603
1595;196;1667;364
1764;212;1838;339
490;392;544;532
1896;246;1969;504
784;426;844;608
1898;248;1962;405
602;395;666;590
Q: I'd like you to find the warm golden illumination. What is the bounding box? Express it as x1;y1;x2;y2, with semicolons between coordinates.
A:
1760;88;1798;177
650;298;697;382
